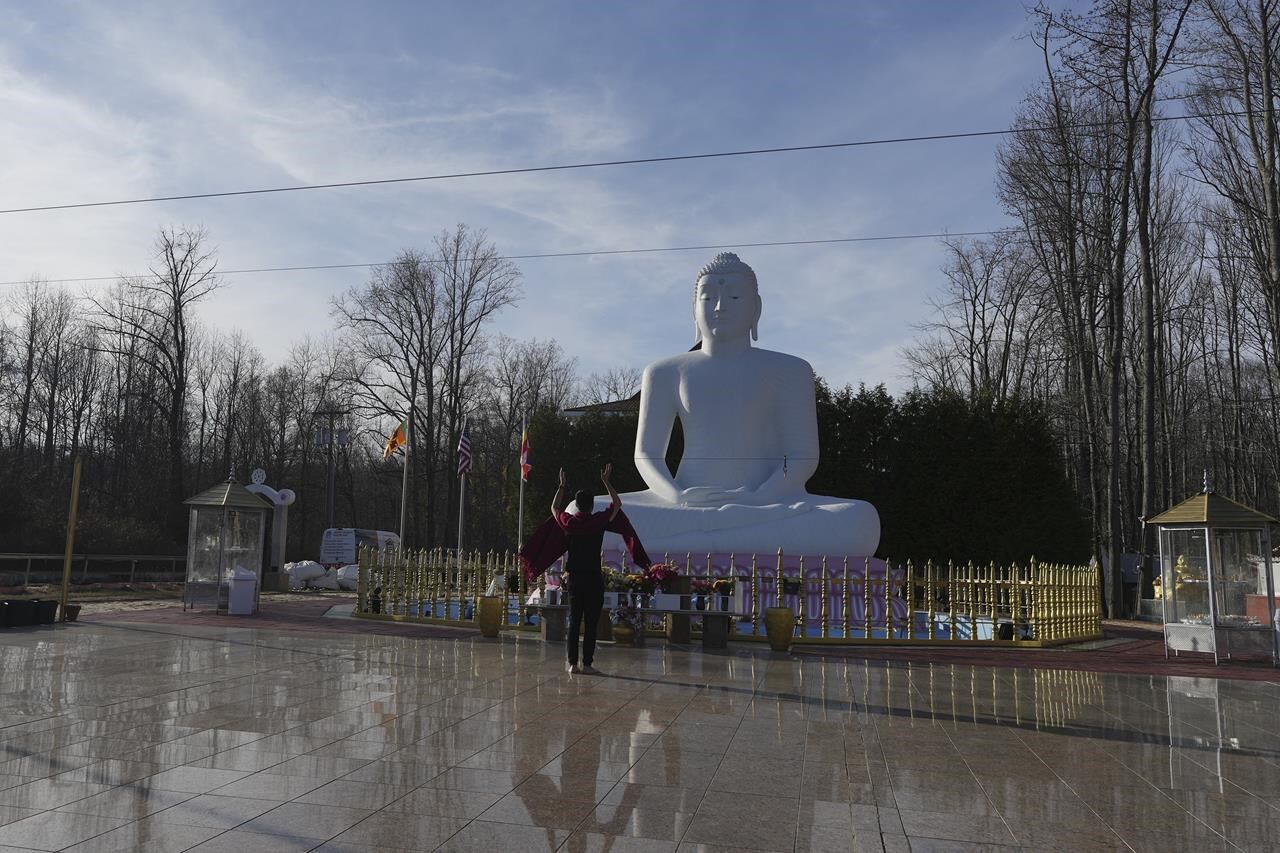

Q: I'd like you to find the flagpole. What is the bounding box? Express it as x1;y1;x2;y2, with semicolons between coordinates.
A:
457;472;466;579
516;413;526;549
457;418;467;583
398;406;413;546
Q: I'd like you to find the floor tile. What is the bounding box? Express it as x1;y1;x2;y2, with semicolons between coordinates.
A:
382;786;503;818
897;809;1017;844
142;767;252;794
236;802;373;840
59;819;222;853
295;779;415;810
561;833;678;853
577;805;694;841
58;779;197;820
208;772;328;801
0;811;130;851
435;820;571;852
327;811;467;850
602;783;705;813
0;809;38;830
478;792;598;828
184;830;319;852
147;793;279;827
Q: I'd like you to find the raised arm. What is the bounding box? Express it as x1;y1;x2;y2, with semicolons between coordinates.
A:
551;467;568;518
601;463;621;521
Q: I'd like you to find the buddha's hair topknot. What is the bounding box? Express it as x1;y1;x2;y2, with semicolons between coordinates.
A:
693;252;758;298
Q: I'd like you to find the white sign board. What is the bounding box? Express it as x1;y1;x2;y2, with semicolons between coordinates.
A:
319;528;401;566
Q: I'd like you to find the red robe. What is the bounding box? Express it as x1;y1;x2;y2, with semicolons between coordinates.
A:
519;505;652;581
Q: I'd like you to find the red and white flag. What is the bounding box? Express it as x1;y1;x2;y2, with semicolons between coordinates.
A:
456;420;473;477
519;426;531;482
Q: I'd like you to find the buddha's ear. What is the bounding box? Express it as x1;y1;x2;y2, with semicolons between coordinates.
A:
751;294;762;341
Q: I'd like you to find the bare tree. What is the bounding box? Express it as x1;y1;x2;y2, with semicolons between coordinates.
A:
579;366;643;406
436;224;522;546
92;227;220;522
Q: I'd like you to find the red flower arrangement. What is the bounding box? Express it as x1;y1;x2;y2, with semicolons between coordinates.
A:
644;562;680;593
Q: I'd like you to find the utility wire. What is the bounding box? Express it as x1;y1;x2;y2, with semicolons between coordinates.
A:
0;229;1015;287
0;111;1247;216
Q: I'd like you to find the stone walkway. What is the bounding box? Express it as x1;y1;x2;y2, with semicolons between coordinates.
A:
0;612;1277;851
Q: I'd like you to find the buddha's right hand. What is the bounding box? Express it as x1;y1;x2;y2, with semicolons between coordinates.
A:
679;486;741;507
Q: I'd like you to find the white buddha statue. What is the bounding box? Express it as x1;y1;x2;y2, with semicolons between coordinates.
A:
609;252;880;558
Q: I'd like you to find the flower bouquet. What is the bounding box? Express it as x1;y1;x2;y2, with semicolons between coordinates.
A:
622;571;652;606
612;601;642;645
691;579;711;610
645;563;680;593
645;562;681;610
712;578;735;611
603;569;630;608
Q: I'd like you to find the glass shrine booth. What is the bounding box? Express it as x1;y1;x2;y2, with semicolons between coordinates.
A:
1151;489;1278;666
183;475;272;613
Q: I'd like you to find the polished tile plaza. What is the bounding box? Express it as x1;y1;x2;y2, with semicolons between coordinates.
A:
0;621;1277;852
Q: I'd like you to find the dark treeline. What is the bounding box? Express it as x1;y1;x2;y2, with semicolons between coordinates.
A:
0;224;607;560
903;0;1280;613
527;385;1090;568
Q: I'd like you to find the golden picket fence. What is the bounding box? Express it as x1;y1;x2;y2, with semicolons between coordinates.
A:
354;547;1102;646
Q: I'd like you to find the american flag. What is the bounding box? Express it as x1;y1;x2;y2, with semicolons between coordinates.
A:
456;419;473;477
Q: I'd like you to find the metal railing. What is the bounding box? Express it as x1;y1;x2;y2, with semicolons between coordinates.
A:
354;547;1103;646
0;553;186;587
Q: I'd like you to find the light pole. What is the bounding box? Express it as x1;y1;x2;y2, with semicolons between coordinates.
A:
313;403;350;531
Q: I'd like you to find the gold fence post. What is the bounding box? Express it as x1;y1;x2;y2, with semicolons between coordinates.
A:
1051;563;1061;642
926;560;935;640
518;551;528;625
797;554;806;638
820;556;830;640
1028;557;1038;641
391;551;403;616
1010;562;1021;641
863;557;872;640
407;550;417;618
884;559;893;640
750;553;760;635
356;546;368;614
989;561;998;638
1092;561;1103;635
438;547;448;619
776;548;785;619
1045;560;1055;643
947;560;956;642
901;558;911;637
842;556;851;639
963;560;973;639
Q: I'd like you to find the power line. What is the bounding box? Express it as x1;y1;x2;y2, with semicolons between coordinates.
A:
0;111;1246;217
0;229;1015;288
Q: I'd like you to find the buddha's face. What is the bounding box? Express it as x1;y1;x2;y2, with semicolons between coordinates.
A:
695;271;760;341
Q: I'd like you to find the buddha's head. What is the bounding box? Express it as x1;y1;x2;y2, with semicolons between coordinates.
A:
693;252;762;345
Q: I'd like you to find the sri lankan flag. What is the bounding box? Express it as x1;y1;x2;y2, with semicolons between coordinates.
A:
383;419;407;461
519;426;531;482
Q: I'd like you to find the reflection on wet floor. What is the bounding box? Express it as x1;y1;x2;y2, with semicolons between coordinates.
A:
0;620;1276;852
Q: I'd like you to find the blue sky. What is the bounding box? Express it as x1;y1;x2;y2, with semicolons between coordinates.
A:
1;1;1053;393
